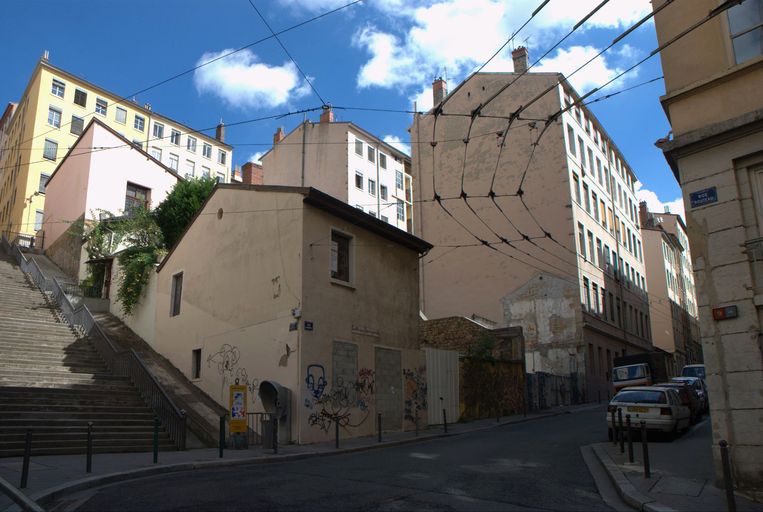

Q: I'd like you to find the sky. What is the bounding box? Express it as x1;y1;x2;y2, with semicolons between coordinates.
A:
0;0;684;216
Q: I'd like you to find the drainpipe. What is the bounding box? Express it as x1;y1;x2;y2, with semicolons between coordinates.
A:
300;115;307;187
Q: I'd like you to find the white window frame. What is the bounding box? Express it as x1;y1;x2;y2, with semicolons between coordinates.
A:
95;98;108;116
51;79;65;98
115;106;127;124
47;106;62;128
168;153;179;170
187;136;197;153
134;114;145;132
170;129;181;146
153;122;165;139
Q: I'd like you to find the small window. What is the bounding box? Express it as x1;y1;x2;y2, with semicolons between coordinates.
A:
51;79;65;98
368;179;376;196
95;98;107;116
150;147;162;161
202;166;210;178
202;143;212;159
567;125;576;156
38;173;50;194
169;153;179;170
43;139;58;161
379;153;387;169
380;184;388;200
728;1;763;64
216;172;225;183
170;272;183;316
396;199;404;221
187;136;197;153
217;149;226;165
153;122;164;139
355;171;363;189
356;204;364;211
134;114;145;132
132;140;143;149
330;230;351;283
125;182;150;213
381;215;389;223
367;146;375;163
48;106;62;128
74;89;87;107
354;139;363;156
572;173;581;203
368;210;377;218
34;210;44;231
191;349;201;379
395;170;403;190
115;107;127;124
70;115;84;135
185;160;195;177
170;129;181;145
578;137;586;170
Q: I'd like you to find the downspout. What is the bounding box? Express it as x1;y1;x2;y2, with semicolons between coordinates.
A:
300;115;307;187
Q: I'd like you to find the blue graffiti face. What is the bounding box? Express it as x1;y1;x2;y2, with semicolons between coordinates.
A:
306;364;327;400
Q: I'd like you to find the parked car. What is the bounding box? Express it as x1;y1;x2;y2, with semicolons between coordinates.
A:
606;386;691;440
672;376;708;413
681;364;706;383
655;382;702;424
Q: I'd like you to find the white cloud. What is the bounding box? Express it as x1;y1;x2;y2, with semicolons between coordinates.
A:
535;45;626;94
193;49;310;109
248;151;265;165
354;28;424;88
383;135;410;156
410;85;433;112
635;181;685;220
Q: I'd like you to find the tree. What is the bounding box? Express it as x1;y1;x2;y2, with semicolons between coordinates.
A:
152;176;216;249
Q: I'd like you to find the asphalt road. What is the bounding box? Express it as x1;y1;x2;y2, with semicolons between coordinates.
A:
65;406;612;512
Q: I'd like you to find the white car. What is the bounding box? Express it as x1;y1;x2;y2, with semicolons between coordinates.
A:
606;386;691;439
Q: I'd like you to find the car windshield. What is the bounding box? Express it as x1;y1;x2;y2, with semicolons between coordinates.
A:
613;365;645;382
682;366;706;379
612;390;667;404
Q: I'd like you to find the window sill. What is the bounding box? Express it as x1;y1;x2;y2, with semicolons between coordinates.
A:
330;278;355;290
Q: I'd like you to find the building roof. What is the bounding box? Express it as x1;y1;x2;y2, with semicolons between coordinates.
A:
46;117;183;188
157;184;432;273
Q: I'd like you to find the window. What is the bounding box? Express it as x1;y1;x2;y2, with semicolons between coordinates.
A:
596;158;603;185
185;160;195;177
202;143;212;159
578;222;586;258
191;349;201;379
51;79;65;98
217;149;227;165
583;278;591;310
134;114;145;132
379;153;387;169
35;210;44;231
583;183;590;213
43;139;58;160
380;184;388;200
588;148;594;172
395;170;403;190
153;122;164;139
74;89;87;107
368;210;377;218
150;147;162;161
169;153;179;170
368;179;376;196
132;140;143;149
728;0;763;64
48;106;62;128
70;115;84;135
330;230;351;283
125;183;150;213
592;283;600;314
170;272;183;317
572;173;581;203
637;240;642;262
397;199;405;221
115;107;127;124
596;238;602;266
95;98;107;116
567;125;576;156
187;136;197;153
355;171;363;189
592;192;599;221
202;166;210;178
38;173;50;193
588;231;595;265
217;172;226;183
355;139;363;156
170;129;181;145
578;137;586;170
367;146;375;163
381;215;389;223
609;292;615;321
356;204;364;211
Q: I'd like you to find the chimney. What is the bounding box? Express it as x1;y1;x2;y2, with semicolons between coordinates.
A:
432;77;447;106
512;46;529;73
242;162;263;185
42;50;49;61
273;127;285;144
144;103;152;111
639;201;649;228
319;106;334;124
215;122;225;143
664;205;671;214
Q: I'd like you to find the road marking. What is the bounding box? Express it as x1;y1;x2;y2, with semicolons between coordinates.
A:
409;452;440;459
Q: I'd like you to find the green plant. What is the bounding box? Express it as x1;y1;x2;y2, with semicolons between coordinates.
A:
116;246;159;314
153;176;216;249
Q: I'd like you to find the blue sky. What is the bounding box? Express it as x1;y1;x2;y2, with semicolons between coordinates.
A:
1;0;682;214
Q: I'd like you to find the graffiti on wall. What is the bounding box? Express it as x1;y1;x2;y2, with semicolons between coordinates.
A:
207;344;260;407
403;367;427;423
304;365;376;432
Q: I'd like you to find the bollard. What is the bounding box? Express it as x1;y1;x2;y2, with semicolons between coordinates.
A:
335;418;340;449
415;410;419;437
219;415;225;458
618;408;624;454
626;415;634;464
719;440;736;512
86;422;93;473
377;413;382;443
272;417;278;455
641;421;650;479
611;409;617;446
442;409;448;433
153;417;159;464
20;429;31;489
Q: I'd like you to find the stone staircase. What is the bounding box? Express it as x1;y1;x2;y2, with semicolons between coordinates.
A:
0;252;175;456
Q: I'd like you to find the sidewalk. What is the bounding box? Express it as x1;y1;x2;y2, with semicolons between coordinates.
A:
0;403;599;511
591;419;763;512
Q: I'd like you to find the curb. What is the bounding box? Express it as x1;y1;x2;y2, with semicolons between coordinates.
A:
590;444;675;512
31;409;572;507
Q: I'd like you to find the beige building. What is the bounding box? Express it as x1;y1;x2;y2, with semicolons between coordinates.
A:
259;108;414;232
652;0;763;497
639;204;701;373
411;48;652;403
153;184;431;444
0;54;232;241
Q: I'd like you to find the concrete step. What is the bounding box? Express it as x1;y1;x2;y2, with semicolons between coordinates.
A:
0;404;151;414
0;354;106;366
0;379;135;391
0;418;159;428
0;397;148;408
1;411;156;420
0;387;141;398
0;369;127;381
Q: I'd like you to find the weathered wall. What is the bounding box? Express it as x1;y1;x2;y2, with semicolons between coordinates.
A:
43;214;83;280
108;258;158;346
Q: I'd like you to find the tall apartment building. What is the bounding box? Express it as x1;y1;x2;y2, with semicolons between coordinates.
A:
652;0;763;496
0;54;232;240
411;48;651;402
259;108;414;233
639;204;701;372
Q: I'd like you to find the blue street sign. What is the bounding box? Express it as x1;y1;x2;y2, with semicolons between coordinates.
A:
690;187;717;208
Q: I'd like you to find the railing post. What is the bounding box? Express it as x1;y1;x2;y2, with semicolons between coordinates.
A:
377;413;382;443
641;421;651;479
719;440;737;512
335;417;340;449
219;415;225;458
618;408;624;453
20;429;32;489
611;408;617;445
272;416;278;454
626;414;634;463
86;422;93;473
414;410;419;437
153;417;159;464
442;409;448;433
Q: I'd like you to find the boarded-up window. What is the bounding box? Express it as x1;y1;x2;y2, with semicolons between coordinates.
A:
330;230;351;282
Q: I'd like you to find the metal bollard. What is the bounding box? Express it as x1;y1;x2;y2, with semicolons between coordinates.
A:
611;409;617;446
20;429;31;489
719;440;736;512
442;409;448;433
86;422;93;473
377;413;382;443
219;415;225;458
335;418;340;449
272;417;278;454
618;408;624;454
626;415;634;463
641;421;650;479
153;417;159;464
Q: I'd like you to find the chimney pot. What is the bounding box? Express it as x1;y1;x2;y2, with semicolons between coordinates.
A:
512;46;529;74
320;106;334;124
42;50;49;61
639;201;649;228
273;127;285;144
432;77;447;106
215;122;225;143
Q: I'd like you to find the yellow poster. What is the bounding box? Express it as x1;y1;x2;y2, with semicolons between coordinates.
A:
229;384;247;433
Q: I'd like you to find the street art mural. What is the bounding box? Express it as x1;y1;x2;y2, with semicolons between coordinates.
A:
207;344;260;407
304;365;376;432
403;366;427;423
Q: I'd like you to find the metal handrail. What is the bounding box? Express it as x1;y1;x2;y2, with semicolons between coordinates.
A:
0;235;186;450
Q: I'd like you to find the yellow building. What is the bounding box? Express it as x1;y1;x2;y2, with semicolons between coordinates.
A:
0;53;233;241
